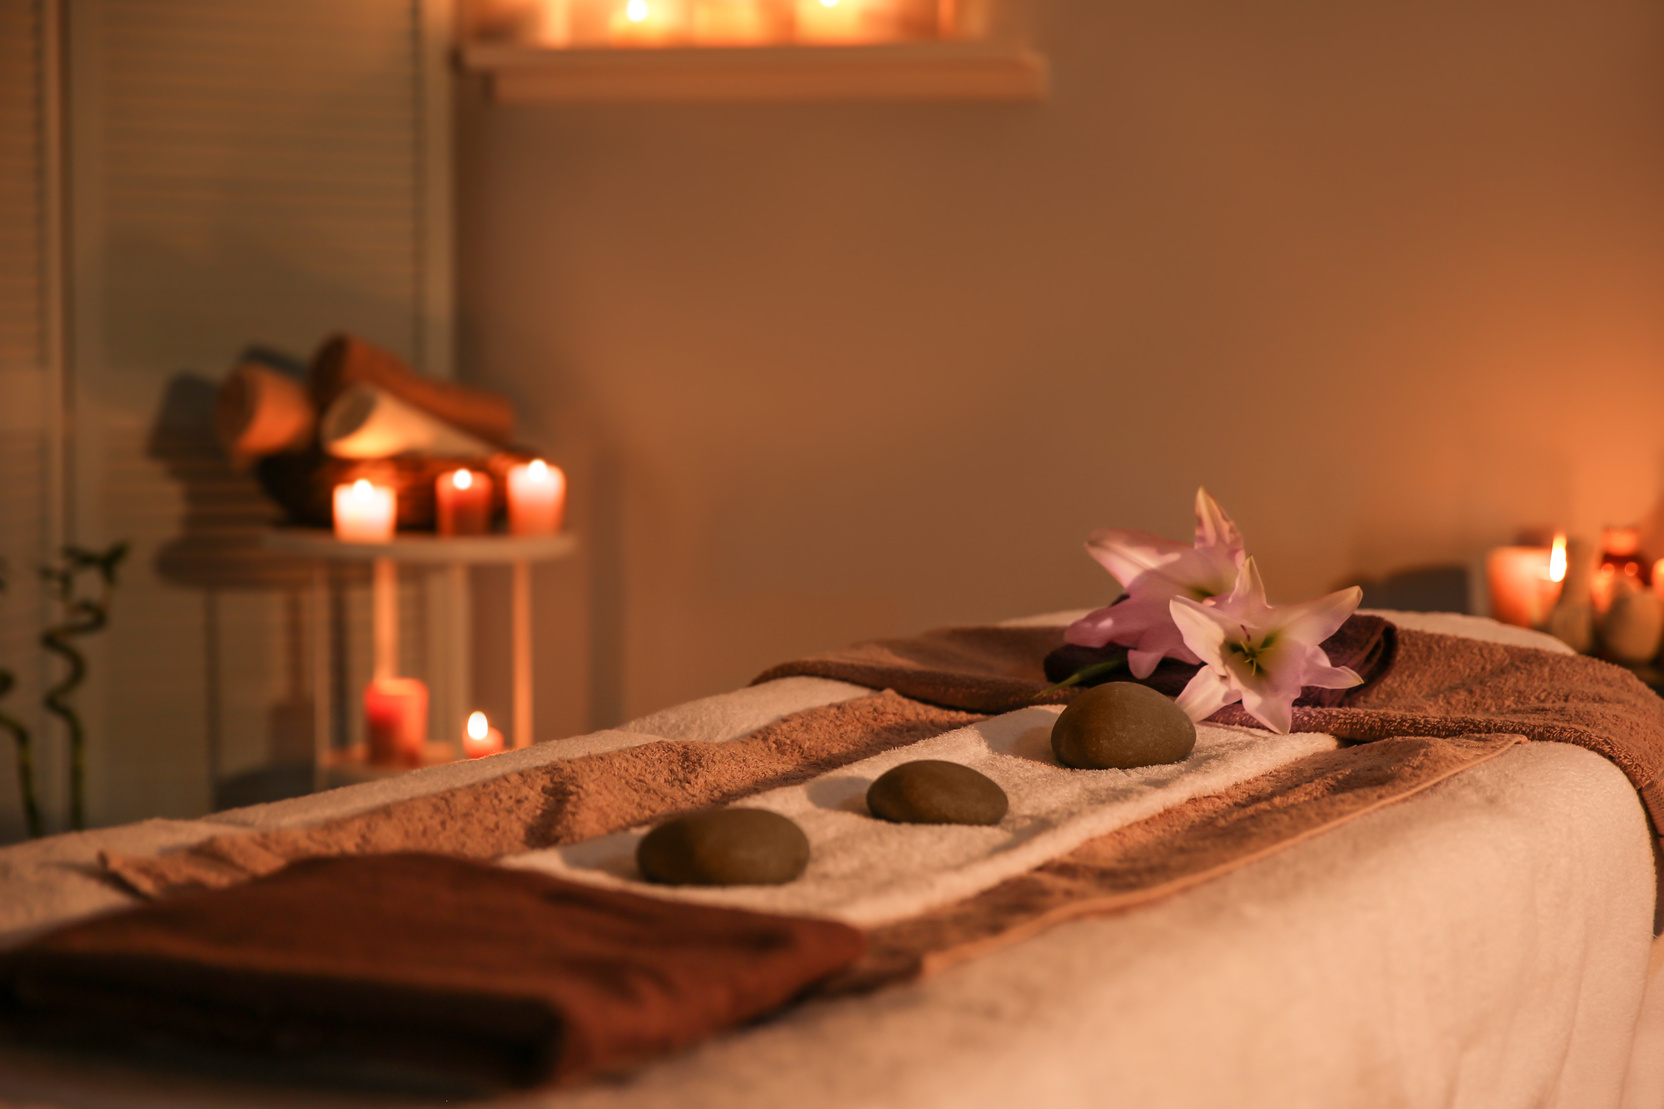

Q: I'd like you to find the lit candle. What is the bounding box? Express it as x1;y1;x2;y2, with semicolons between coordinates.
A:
462;711;506;759
364;677;428;767
332;479;396;543
1486;534;1566;628
610;0;685;44
436;468;494;537
794;0;892;42
507;459;566;536
693;0;774;44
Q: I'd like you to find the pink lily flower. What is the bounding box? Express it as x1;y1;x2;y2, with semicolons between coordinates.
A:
1167;558;1364;734
1063;488;1246;678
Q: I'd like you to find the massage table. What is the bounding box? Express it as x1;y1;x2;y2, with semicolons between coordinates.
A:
0;610;1660;1108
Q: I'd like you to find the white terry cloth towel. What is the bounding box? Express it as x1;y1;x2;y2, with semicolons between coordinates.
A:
504;708;1340;928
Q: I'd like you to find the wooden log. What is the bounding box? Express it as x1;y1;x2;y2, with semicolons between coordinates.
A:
214;363;316;465
309;334;517;448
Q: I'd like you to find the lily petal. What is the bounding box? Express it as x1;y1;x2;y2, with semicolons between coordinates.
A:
1175;668;1238;723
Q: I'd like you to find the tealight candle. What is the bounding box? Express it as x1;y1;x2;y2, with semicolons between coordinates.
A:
794;0;891;42
1486;536;1566;628
610;0;685;44
436;468;494;536
507;459;566;536
333;479;396;543
364;677;428;767
462;711;506;759
693;0;774;43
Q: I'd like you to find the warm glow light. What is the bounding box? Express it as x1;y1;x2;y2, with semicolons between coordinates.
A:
468;711;489;741
453;468;473;490
528;458;548;479
820;0;838;6
1549;532;1567;583
627;0;649;20
351;478;373;499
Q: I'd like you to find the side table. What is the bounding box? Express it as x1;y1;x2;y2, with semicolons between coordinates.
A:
260;528;579;789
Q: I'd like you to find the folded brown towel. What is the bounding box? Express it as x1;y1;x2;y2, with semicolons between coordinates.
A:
105;691;982;898
1;854;863;1089
754;615;1397;714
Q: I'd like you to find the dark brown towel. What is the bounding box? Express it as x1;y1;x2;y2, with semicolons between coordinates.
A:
105;691;983;898
753;615;1397;714
0;854;863;1089
1042;613;1399;706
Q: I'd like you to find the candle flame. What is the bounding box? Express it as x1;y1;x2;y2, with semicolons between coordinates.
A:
352;478;373;497
626;0;648;21
453;469;473;491
529;458;548;479
1549;532;1567;583
820;0;838;6
468;711;489;740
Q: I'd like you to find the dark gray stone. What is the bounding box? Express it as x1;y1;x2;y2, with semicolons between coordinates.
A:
636;808;810;886
867;760;1008;826
1051;682;1196;770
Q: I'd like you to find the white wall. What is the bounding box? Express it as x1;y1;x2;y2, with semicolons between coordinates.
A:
457;0;1664;725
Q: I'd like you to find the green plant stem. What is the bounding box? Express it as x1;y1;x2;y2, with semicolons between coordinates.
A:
0;672;40;838
1033;656;1128;699
42;599;104;832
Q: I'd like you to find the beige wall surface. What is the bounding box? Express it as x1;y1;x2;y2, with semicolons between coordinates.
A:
456;0;1664;726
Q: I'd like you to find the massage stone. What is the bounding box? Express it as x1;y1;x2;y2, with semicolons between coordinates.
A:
1051;682;1196;770
637;808;811;886
866;760;1009;826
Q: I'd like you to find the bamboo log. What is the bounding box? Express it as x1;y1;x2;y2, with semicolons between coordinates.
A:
310;335;516;448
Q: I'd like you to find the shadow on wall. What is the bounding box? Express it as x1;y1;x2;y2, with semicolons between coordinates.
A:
147;367;316;809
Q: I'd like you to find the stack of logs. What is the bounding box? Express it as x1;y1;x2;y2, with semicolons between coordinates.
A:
214;335;532;531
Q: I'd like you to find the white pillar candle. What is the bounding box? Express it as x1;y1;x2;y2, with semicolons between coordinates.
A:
507;459;566;536
332;479;396;543
610;0;685;44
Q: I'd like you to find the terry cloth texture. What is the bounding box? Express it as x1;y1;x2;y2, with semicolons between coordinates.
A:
759;623;1664;841
752;614;1397;714
103;692;983;898
829;732;1524;990
0;853;864;1090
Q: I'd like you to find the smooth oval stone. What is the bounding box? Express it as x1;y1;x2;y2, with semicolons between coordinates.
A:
867;760;1008;826
637;808;810;887
1051;682;1196;770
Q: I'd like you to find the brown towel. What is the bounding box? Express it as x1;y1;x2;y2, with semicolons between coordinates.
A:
758;623;1664;839
0;853;864;1090
1041;612;1399;706
753;614;1397;714
828;732;1525;991
105;691;982;898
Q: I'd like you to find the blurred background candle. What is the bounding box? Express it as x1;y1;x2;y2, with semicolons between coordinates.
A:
693;0;774;43
508;459;566;536
794;0;891;42
611;0;685;44
436;468;494;536
1486;534;1566;628
365;677;428;766
332;479;395;543
462;711;505;759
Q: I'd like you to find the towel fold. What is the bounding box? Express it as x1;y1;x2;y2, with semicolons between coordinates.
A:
753;615;1397;714
0;853;863;1090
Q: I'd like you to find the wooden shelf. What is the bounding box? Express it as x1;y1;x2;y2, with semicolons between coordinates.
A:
261;527;577;565
460;40;1048;103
